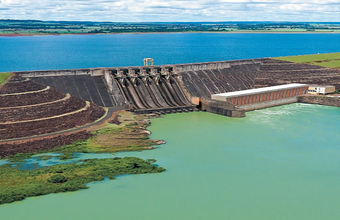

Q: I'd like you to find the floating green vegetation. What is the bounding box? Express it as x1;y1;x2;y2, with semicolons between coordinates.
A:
276;53;340;69
5;152;34;162
0;72;11;87
0;157;165;205
35;155;54;161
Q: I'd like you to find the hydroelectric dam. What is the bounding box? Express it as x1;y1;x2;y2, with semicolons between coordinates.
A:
15;58;340;117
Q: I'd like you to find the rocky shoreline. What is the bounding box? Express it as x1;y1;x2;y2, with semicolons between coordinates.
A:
298;95;340;107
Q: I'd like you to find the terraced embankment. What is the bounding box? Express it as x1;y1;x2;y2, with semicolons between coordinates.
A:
32;75;119;107
254;58;340;89
0;75;106;156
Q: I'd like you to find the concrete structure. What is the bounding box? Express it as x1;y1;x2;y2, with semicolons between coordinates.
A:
143;58;154;66
200;98;245;117
307;85;335;95
14;57;340;116
212;83;308;111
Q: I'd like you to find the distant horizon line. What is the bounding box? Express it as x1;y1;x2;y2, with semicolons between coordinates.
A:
1;19;340;24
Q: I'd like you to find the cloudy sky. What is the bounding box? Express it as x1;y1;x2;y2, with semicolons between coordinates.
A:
0;0;339;22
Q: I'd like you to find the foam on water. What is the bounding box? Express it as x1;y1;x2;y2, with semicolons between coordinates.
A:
249;103;326;127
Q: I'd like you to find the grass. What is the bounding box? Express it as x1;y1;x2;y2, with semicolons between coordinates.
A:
5;111;161;162
0;157;165;205
85;111;159;153
0;72;11;87
276;53;340;69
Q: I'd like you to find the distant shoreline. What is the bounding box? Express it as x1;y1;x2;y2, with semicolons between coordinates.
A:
1;31;340;37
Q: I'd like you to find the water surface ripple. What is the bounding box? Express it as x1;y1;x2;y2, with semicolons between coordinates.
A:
1;103;340;220
1;33;340;72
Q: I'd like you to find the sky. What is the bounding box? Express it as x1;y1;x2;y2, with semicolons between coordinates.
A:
0;0;339;22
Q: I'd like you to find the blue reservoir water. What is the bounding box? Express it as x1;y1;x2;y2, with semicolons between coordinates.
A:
0;33;340;72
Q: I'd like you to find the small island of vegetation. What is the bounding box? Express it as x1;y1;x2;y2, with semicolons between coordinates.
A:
0;156;165;205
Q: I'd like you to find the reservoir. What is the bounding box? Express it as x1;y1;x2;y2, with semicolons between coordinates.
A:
1;33;340;219
1;103;340;220
1;33;340;72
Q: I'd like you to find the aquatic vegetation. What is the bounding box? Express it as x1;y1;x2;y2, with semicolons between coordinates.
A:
35;155;54;161
5;153;33;162
0;157;165;205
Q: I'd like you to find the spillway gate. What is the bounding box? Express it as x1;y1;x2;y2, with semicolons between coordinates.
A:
109;66;196;113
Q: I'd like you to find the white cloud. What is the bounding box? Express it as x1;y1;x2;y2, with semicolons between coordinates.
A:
0;0;339;21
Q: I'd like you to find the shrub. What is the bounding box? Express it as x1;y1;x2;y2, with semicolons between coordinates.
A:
48;174;68;183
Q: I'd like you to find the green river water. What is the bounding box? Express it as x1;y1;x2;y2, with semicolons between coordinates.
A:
1;103;340;220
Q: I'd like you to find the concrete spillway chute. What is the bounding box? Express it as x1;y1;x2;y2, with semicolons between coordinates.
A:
141;75;149;84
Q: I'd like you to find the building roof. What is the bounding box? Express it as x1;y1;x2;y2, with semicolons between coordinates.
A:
212;83;308;98
308;85;335;88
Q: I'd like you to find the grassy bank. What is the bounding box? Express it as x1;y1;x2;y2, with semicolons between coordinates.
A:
0;157;165;205
46;112;160;160
0;72;11;87
276;53;340;68
5;111;162;161
87;111;161;154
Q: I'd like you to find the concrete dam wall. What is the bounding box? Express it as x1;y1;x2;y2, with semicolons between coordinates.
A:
105;60;262;112
17;66;197;112
177;60;261;100
111;70;194;112
15;58;340;115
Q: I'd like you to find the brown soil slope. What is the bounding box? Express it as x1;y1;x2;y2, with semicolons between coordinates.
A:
0;75;105;140
254;59;340;89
